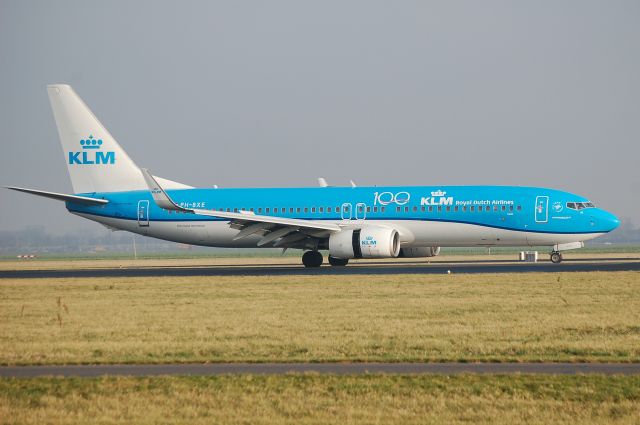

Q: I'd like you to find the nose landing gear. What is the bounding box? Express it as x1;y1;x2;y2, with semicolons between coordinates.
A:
302;250;324;268
550;251;563;264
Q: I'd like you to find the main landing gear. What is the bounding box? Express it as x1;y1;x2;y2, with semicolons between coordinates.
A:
328;256;349;267
302;250;323;268
550;251;563;264
301;252;350;267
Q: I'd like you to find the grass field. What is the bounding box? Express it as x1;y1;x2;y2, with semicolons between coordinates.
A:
1;271;639;365
1;374;639;424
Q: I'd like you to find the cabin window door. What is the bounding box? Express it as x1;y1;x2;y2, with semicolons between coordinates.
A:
341;203;352;220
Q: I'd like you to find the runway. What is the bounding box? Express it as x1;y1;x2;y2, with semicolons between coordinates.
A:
2;362;640;377
1;258;639;279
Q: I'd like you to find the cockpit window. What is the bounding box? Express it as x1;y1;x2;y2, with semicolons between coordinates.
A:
566;201;595;210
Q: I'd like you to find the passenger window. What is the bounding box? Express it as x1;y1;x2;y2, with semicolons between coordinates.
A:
405;206;409;212
335;207;340;212
454;206;459;212
258;208;262;213
234;208;238;212
421;206;426;212
311;207;316;213
516;206;522;211
437;206;442;212
290;208;294;213
462;206;466;212
373;206;378;213
304;207;308;213
412;206;417;212
509;205;513;212
429;206;433;212
381;206;386;212
501;206;506;211
446;206;451;212
366;206;371;213
266;208;270;213
396;207;401;212
471;206;475;212
319;207;324;213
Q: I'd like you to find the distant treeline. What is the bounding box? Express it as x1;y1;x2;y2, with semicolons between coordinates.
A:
0;226;176;254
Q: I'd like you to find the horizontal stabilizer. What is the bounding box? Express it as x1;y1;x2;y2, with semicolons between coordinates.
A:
5;186;109;205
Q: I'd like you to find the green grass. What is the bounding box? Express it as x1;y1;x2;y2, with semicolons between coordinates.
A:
1;374;639;424
1;272;639;365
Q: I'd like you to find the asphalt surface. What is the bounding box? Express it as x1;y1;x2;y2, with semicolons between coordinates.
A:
1;258;639;278
2;363;640;377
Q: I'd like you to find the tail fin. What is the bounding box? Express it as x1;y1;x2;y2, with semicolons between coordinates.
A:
47;84;146;194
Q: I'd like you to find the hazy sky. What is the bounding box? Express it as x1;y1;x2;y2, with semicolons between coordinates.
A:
1;0;639;233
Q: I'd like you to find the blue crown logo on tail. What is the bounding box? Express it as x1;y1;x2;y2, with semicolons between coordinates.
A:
80;135;103;150
68;135;115;165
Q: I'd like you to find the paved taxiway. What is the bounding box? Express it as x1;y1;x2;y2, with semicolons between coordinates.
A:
1;258;639;279
2;363;640;377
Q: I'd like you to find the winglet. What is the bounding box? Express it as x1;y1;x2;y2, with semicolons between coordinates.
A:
140;168;190;212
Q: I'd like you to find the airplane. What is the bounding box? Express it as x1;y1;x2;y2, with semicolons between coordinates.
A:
5;85;620;267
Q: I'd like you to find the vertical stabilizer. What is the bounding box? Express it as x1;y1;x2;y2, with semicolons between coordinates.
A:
47;84;146;194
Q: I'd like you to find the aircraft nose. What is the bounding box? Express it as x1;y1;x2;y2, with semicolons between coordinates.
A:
598;210;620;232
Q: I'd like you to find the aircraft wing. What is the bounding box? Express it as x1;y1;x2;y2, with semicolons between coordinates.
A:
140;169;340;247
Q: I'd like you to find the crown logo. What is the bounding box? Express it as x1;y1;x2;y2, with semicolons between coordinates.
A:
80;135;103;150
431;190;446;197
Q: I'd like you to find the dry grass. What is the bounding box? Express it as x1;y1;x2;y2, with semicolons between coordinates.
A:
1;374;639;424
1;271;639;364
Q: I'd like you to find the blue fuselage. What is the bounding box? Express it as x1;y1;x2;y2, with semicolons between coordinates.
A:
67;185;619;241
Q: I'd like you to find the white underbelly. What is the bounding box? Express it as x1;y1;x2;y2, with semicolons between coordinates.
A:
74;213;603;248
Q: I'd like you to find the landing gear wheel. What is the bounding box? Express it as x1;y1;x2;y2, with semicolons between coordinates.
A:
550;251;563;264
302;250;323;268
328;256;349;267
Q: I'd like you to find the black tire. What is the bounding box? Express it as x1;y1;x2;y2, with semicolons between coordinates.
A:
302;250;323;268
550;252;562;264
328;256;349;267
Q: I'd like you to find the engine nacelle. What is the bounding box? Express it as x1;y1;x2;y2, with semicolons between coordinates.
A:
399;247;441;258
329;227;401;259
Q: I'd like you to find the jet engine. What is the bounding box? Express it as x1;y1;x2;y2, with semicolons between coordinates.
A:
399;247;441;258
329;227;401;259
